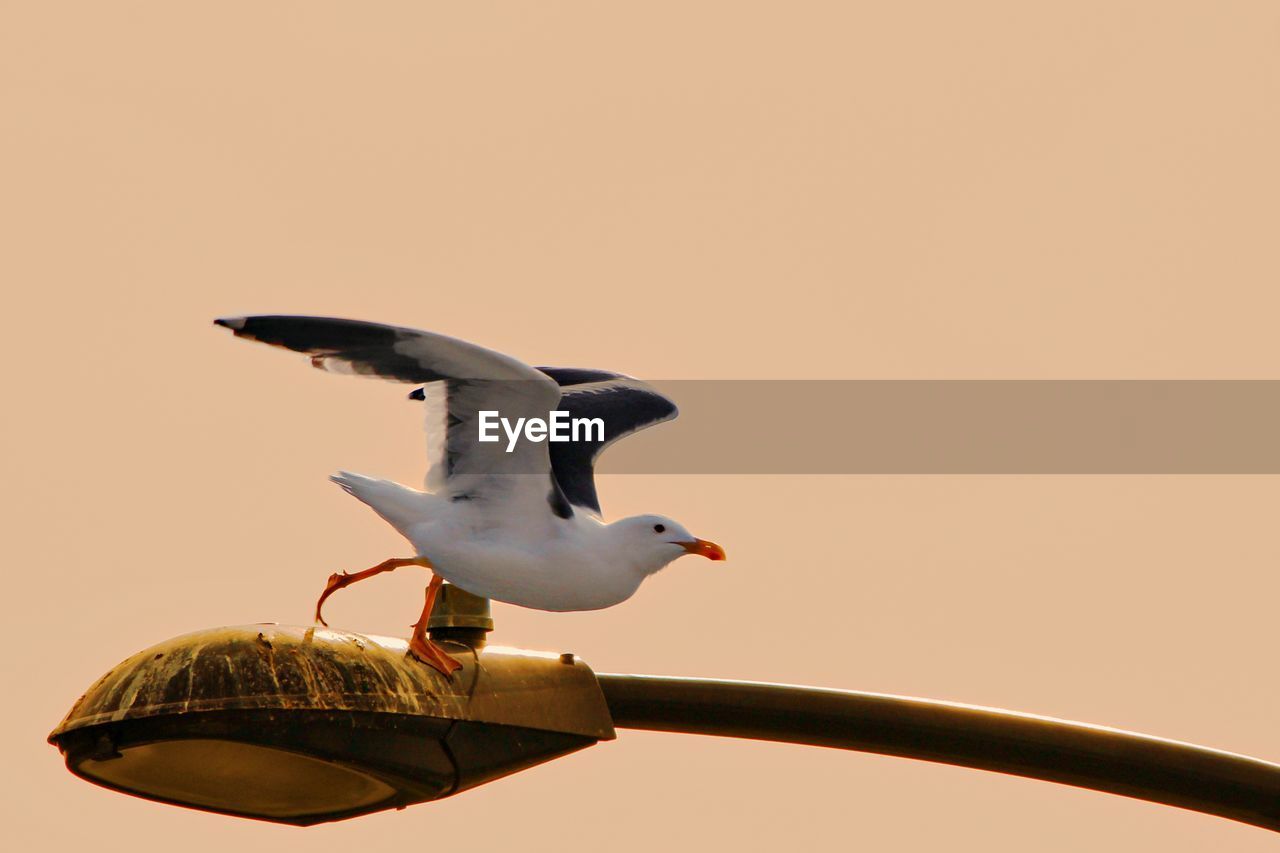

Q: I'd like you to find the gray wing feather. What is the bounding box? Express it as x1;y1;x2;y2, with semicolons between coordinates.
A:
215;315;563;510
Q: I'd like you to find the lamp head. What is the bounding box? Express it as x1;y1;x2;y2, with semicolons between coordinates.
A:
49;603;613;825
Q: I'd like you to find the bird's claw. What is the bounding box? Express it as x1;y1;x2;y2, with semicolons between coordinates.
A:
409;635;463;679
308;557;433;634
313;572;351;627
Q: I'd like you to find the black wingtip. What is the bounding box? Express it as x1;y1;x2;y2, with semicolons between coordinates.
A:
408;387;426;401
213;316;246;331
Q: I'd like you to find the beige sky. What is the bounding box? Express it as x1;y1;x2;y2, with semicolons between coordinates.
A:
4;2;1280;850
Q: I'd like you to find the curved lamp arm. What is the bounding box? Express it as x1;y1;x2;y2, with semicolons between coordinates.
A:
597;674;1280;833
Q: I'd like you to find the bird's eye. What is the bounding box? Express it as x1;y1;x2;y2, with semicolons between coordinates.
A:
653;523;666;533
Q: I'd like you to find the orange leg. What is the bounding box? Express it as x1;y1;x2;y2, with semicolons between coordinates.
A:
314;556;433;626
408;574;463;678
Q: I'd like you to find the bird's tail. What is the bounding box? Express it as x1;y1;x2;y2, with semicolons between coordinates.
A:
330;471;437;541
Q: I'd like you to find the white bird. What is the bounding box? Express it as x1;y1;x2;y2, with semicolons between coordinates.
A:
215;315;725;676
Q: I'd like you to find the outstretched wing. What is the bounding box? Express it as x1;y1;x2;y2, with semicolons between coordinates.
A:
215;315;566;514
538;368;678;517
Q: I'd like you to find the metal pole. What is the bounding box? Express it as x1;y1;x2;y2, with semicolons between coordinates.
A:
597;674;1280;833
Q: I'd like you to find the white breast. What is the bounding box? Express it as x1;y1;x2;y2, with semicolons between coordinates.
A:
405;506;645;611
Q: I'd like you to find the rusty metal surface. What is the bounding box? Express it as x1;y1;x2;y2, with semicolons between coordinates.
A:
49;624;615;742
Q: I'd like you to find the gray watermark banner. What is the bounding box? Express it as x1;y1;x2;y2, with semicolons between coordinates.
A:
587;381;1280;473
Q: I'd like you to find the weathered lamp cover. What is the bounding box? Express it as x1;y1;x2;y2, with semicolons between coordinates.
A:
48;617;614;825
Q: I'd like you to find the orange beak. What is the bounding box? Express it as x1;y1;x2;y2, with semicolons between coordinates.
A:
679;538;727;561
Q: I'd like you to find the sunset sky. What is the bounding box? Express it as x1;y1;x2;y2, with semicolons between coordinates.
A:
6;3;1280;850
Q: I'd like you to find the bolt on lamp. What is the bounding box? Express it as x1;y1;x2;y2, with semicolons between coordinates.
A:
49;585;1280;832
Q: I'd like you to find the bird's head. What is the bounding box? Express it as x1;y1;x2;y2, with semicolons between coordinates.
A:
610;514;726;575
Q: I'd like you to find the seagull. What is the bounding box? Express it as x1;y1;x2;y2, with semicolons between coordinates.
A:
214;315;725;676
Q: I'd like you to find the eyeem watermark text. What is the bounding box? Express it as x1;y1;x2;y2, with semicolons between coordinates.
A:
479;410;604;452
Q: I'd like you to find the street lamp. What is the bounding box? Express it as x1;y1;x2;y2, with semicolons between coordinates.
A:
49;586;1280;832
49;586;611;824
